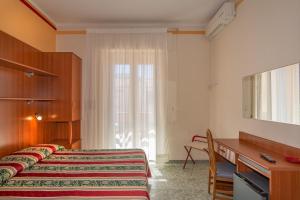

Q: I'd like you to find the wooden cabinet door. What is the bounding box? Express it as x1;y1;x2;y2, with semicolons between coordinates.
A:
71;54;81;121
45;53;72;121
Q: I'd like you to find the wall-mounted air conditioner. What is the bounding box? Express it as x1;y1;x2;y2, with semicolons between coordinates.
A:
206;1;236;39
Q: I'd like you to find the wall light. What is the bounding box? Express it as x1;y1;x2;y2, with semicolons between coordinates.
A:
25;72;35;78
35;113;43;121
25;116;34;121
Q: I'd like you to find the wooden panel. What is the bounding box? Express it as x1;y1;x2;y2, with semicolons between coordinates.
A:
270;170;300;200
37;53;82;147
71;139;81;149
72;120;81;142
44;53;72;121
0;31;24;64
215;138;300;171
240;131;300;157
71;55;81;121
0;57;58;77
44;52;82;122
0;31;53;157
46;121;81;144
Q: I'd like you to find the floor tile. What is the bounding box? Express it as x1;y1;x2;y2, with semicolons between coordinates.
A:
149;162;210;200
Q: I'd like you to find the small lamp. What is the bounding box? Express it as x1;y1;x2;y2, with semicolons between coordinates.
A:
35;113;43;121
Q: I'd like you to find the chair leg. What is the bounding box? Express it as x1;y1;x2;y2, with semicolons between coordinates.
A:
183;146;194;169
208;170;211;194
212;178;217;200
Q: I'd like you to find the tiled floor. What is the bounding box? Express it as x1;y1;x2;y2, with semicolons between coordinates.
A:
149;161;210;200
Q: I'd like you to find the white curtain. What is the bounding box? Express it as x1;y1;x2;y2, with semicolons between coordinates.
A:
270;64;299;124
82;30;168;160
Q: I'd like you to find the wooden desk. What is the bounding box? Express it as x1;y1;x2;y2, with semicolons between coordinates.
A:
215;132;300;200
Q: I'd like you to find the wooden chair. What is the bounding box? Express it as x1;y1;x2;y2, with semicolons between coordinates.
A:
207;129;234;200
183;134;208;169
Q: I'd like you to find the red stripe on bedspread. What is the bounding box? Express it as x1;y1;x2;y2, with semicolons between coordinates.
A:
54;151;145;155
0;190;150;199
39;160;146;165
0;163;24;172
18;172;147;177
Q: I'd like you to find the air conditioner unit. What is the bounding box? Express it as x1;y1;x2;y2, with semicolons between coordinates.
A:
206;1;236;39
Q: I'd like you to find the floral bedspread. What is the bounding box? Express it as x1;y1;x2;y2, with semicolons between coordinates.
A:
0;149;151;200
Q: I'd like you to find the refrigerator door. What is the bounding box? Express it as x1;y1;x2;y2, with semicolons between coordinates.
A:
234;173;268;200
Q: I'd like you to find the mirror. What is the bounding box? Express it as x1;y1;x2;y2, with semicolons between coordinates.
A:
243;63;300;125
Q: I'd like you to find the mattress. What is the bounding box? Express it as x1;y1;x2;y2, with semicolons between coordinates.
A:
0;149;151;200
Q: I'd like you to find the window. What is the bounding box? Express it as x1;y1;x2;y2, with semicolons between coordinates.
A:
112;63;156;160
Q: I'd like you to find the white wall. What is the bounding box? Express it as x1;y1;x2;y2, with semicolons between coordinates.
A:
167;35;210;160
56;34;86;59
209;0;300;147
56;33;210;160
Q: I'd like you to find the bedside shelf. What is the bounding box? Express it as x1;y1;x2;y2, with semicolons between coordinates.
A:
50;139;81;149
0;57;58;77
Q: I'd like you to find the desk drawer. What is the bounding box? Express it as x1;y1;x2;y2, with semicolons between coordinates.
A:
217;144;236;164
238;155;270;177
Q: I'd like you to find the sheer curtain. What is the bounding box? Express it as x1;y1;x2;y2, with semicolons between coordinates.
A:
82;30;168;160
253;64;300;124
270;64;299;124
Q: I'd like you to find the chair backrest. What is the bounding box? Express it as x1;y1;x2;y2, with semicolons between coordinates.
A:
207;129;217;175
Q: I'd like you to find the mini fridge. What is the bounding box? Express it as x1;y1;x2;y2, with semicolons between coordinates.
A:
233;172;269;200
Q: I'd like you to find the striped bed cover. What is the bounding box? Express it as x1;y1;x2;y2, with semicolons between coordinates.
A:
0;149;151;199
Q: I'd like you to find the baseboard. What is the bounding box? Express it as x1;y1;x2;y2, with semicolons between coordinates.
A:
167;160;209;164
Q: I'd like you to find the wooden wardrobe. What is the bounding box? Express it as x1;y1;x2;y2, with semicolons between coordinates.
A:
0;31;82;156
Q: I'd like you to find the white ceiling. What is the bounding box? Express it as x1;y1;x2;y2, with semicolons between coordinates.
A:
30;0;226;29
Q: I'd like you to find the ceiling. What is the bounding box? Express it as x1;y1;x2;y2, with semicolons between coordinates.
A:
30;0;227;29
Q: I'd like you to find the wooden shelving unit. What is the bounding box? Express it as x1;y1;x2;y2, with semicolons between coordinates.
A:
0;31;82;153
0;57;58;77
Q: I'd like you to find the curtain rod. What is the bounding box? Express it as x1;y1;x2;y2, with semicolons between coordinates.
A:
57;29;206;35
86;28;168;34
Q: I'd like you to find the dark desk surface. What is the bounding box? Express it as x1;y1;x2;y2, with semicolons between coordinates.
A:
215;139;300;171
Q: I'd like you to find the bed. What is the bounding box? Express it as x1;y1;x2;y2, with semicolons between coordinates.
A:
0;145;151;199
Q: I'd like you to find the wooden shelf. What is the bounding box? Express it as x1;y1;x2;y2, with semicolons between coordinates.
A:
0;97;56;101
0;57;58;77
